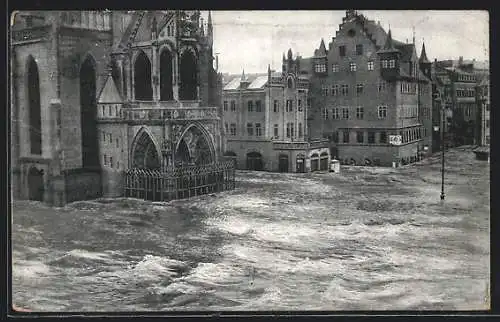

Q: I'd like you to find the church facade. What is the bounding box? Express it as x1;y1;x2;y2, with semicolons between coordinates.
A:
11;10;223;205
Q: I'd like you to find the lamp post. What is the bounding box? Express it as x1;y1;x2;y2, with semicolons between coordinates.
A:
440;102;445;201
434;92;445;201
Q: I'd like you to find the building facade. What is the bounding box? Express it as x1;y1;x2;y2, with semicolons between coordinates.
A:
11;10;223;205
221;49;330;173
433;58;483;147
306;10;433;167
476;74;490;146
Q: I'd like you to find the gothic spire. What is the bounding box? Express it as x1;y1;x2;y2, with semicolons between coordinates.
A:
419;41;430;63
207;10;213;34
378;28;400;54
317;38;327;56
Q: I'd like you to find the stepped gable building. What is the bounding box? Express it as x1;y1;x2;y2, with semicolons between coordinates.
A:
306;10;433;166
11;10;223;205
221;49;330;173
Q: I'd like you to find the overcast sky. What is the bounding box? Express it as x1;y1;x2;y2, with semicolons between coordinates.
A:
200;10;489;75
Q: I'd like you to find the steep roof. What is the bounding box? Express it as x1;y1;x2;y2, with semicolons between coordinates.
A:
419;42;430;63
314;39;327;57
377;29;400;54
98;75;123;103
247;75;269;89
223;73;268;90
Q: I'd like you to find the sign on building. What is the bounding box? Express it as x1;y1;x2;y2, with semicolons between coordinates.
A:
389;135;402;146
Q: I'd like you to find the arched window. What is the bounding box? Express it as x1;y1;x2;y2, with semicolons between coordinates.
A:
80;55;100;168
27;57;42;155
134;51;153;100
160;49;173;101
287;77;294;88
179;50;197;100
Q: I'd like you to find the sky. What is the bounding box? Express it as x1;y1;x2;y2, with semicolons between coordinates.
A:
199;10;489;75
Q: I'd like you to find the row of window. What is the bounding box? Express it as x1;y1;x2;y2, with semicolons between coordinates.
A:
381;59;396;69
400;82;417;94
315;61;375;74
225;122;305;139
401;105;419;118
456;88;475;97
322;106;388;120
102;154;120;168
283;122;303;138
321;82;388;96
457;74;476;82
224;99;306;113
101;131;120;148
338;44;364;57
329;127;425;144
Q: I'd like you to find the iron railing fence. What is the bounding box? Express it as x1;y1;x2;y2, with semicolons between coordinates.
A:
124;160;235;201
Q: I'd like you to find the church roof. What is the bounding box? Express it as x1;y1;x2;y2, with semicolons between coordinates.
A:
98;75;123;103
419;42;430;63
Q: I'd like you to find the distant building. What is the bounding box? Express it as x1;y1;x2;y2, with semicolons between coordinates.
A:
476;74;490;146
11;10;223;205
433;57;481;146
221;49;330;173
305;10;433;166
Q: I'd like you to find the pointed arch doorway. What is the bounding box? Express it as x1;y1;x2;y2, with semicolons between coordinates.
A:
131;130;161;169
174;125;215;167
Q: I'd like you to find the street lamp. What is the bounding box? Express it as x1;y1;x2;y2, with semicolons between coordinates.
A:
440;103;445;201
433;92;445;201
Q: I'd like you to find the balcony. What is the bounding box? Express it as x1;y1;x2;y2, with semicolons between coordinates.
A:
122;104;219;122
11;25;51;42
60;11;111;31
272;138;329;150
130;100;201;109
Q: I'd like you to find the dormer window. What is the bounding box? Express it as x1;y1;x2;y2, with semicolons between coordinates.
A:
368;61;374;71
389;59;396;68
381;60;388;68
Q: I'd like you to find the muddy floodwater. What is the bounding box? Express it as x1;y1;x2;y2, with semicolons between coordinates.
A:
12;147;490;311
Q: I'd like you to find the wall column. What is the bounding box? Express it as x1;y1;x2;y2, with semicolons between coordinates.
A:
49;99;66;206
124;56;132;101
172;53;179;101
152;47;159;101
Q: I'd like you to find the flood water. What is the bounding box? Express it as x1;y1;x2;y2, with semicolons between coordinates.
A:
12;147;490;311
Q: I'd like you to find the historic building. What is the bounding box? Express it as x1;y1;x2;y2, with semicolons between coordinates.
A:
432;58;479;146
221;49;330;173
11;10;223;205
476;74;490;146
306;10;433;166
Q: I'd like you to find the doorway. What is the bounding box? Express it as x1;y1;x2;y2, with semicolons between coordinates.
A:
28;167;44;201
278;154;289;173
